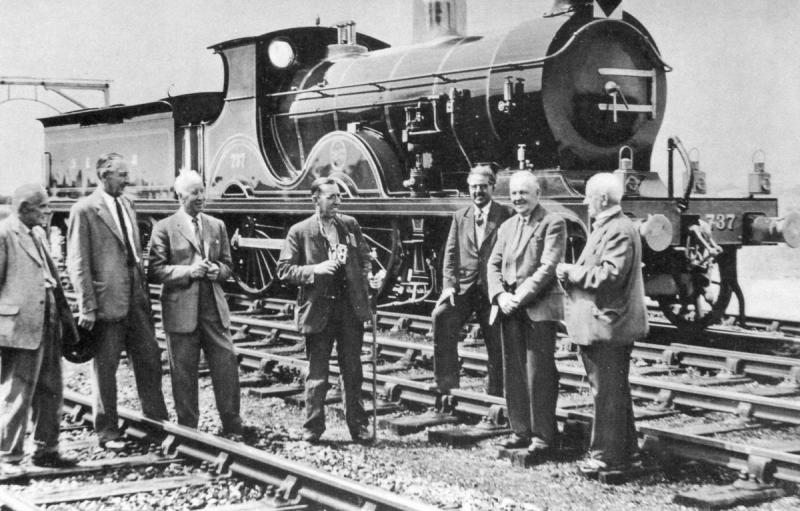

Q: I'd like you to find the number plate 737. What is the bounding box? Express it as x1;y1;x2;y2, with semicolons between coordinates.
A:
705;213;736;231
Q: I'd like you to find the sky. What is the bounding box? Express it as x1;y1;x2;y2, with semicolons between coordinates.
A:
1;0;799;212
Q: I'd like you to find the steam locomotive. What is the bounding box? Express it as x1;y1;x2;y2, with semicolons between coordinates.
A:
41;1;798;333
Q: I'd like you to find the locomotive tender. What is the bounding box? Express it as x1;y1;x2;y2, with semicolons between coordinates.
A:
41;0;799;332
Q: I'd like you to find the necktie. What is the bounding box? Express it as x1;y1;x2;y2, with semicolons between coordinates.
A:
114;197;135;267
510;215;526;281
475;208;486;245
192;217;206;258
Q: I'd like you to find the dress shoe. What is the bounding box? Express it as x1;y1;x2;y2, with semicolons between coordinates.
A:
578;457;631;476
498;434;530;449
526;442;552;464
350;425;373;444
221;420;257;438
98;439;127;451
302;430;321;444
31;452;78;468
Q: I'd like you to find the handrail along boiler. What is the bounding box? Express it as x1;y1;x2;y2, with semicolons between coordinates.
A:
40;1;799;333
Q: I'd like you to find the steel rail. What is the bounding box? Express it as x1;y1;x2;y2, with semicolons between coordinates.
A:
647;312;800;342
632;342;800;381
0;490;43;511
232;346;800;486
210;304;800;385
67;292;800;422
638;425;800;485
58;391;436;511
58;293;800;491
237;337;800;426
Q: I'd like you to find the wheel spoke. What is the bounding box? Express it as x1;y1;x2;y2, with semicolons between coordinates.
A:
230;217;278;295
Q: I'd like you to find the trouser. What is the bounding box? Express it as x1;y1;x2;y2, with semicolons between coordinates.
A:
501;313;558;446
165;282;241;432
431;286;503;396
0;289;62;461
93;267;168;441
579;343;638;465
303;298;367;436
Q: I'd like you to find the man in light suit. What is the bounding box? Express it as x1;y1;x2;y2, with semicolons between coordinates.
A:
432;165;512;395
277;177;373;444
148;170;243;434
67;153;168;449
557;173;648;473
487;171;566;460
0;184;76;470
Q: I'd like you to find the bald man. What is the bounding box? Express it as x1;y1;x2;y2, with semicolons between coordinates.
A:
487;171;566;461
0;185;76;470
557;173;648;474
148;170;242;435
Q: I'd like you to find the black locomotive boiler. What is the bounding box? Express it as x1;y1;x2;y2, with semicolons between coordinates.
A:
41;1;798;333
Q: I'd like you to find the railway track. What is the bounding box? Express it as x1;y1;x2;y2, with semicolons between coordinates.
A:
56;289;800;501
208;297;800;489
0;391;435;511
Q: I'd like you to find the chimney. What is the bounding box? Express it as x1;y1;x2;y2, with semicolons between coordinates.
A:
412;0;466;43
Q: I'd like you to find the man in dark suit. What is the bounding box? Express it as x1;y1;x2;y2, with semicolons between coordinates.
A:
277;177;373;444
433;165;512;395
557;173;648;474
67;153;168;449
148;170;243;435
487;171;566;460
0;184;77;470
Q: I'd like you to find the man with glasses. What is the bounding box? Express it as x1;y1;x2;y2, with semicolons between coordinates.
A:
67;153;168;450
277;177;373;444
432;165;512;396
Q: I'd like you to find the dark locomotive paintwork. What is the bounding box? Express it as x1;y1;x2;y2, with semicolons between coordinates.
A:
39;5;791;332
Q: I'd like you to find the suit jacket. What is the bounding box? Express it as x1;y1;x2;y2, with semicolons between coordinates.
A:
562;209;649;346
147;211;233;333
487;204;566;322
442;201;513;296
0;216;73;350
277;214;372;334
67;188;148;321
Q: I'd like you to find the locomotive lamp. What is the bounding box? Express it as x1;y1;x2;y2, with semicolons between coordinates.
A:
613;146;667;197
613;146;640;195
689;148;706;194
748;150;771;195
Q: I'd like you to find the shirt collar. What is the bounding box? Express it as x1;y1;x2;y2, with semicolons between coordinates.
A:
178;207;199;224
592;205;622;228
100;189;119;204
474;201;492;216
